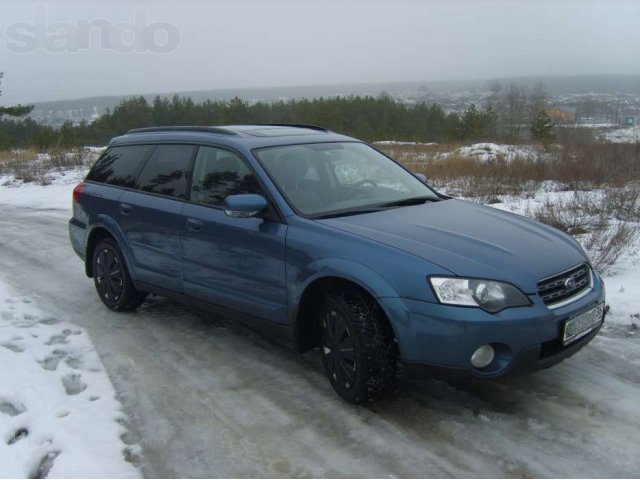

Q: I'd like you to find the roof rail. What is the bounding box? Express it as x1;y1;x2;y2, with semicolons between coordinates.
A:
126;126;237;135
256;123;331;132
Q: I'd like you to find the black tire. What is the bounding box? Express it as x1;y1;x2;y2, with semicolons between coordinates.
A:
92;238;146;311
319;289;397;403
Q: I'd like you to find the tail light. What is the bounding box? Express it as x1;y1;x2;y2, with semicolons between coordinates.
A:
72;181;85;205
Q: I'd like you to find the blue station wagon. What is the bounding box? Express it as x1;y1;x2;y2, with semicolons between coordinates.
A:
69;124;606;403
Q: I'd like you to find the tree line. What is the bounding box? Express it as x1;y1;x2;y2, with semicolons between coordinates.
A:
0;81;556;151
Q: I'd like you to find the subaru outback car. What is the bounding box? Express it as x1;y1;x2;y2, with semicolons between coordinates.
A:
69;124;605;403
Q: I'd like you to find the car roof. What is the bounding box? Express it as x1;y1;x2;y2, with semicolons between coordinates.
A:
110;124;358;150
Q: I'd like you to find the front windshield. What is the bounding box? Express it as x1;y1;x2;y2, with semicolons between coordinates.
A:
254;142;439;217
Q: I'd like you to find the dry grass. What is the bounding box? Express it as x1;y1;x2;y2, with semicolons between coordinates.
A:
583;222;637;273
0;148;39;165
604;182;640;222
498;189;636;273
381;142;640;191
530;190;639;272
0;148;92;185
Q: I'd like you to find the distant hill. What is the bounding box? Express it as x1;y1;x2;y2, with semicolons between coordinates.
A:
28;74;640;126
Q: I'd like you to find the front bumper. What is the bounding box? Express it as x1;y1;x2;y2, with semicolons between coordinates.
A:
379;273;606;379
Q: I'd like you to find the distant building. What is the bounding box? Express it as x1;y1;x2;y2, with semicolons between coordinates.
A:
622;116;636;127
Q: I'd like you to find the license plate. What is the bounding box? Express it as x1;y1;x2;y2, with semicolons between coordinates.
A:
563;303;604;345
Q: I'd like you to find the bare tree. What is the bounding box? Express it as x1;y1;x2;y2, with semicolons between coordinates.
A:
486;80;549;142
505;82;528;142
529;81;550;116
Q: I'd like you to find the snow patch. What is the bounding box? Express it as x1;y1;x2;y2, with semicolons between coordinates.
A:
374;140;439;146
0;168;88;211
600;126;640;144
0;280;141;478
436;143;546;162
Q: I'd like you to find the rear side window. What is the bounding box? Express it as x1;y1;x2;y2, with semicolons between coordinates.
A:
136;145;195;199
86;145;152;188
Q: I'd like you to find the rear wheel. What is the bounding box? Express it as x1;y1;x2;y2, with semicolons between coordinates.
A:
92;238;146;311
319;290;397;403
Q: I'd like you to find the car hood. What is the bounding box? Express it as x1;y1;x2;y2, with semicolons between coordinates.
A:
317;199;587;294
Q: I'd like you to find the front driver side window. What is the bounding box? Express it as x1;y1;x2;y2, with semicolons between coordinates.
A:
190;146;263;206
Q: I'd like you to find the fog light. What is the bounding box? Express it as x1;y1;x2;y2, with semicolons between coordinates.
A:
471;344;495;369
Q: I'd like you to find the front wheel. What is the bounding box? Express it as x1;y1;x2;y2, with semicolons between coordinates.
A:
92;238;146;311
319;290;397;403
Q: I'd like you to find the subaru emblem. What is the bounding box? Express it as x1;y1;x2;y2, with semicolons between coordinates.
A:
564;277;577;290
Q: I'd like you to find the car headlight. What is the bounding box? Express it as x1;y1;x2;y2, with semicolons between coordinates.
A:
429;277;531;313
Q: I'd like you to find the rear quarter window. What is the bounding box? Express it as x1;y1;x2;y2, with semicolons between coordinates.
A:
86;145;152;188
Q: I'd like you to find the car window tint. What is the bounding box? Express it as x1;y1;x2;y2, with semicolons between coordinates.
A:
136;145;195;199
86;145;152;188
190;146;263;206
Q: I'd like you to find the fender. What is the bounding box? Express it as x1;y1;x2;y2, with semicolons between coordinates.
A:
288;258;407;349
84;215;138;280
291;257;401;303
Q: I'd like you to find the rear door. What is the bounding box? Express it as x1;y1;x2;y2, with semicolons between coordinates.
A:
80;144;154;266
83;145;153;222
118;144;196;292
181;146;288;323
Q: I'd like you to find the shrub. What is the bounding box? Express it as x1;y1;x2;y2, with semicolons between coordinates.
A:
530;190;639;272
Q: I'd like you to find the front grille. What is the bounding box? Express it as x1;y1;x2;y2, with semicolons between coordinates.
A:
537;263;591;306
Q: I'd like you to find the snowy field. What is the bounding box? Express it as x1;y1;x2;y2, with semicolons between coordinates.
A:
1;156;639;477
600;126;639;144
0;168;87;211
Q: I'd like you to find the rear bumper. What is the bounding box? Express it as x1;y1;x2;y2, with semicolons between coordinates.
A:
68;218;86;260
379;273;606;379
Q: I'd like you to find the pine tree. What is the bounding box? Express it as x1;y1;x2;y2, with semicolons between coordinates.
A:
531;108;555;143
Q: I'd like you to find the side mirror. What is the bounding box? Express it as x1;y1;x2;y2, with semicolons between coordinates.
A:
223;194;268;218
415;173;427;183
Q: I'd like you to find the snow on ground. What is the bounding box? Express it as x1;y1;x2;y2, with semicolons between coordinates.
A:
572;123;618;128
435;143;547;162
604;258;640;327
600;126;640;143
374;140;439;146
0;168;87;212
0;280;141;478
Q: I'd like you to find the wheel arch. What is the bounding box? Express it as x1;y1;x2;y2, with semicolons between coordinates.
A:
290;262;401;353
84;218;134;279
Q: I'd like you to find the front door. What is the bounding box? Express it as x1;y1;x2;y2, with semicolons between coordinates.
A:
181;146;288;323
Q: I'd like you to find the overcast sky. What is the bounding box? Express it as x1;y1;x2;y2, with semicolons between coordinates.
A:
0;0;638;104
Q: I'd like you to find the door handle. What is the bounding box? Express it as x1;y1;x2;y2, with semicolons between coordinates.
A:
119;203;133;216
185;218;203;232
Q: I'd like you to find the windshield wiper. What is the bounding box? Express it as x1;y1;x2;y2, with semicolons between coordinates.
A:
312;196;441;219
377;196;438;208
312;207;388;219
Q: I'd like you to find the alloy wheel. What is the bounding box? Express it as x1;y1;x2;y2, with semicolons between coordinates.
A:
95;247;124;303
322;309;357;390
